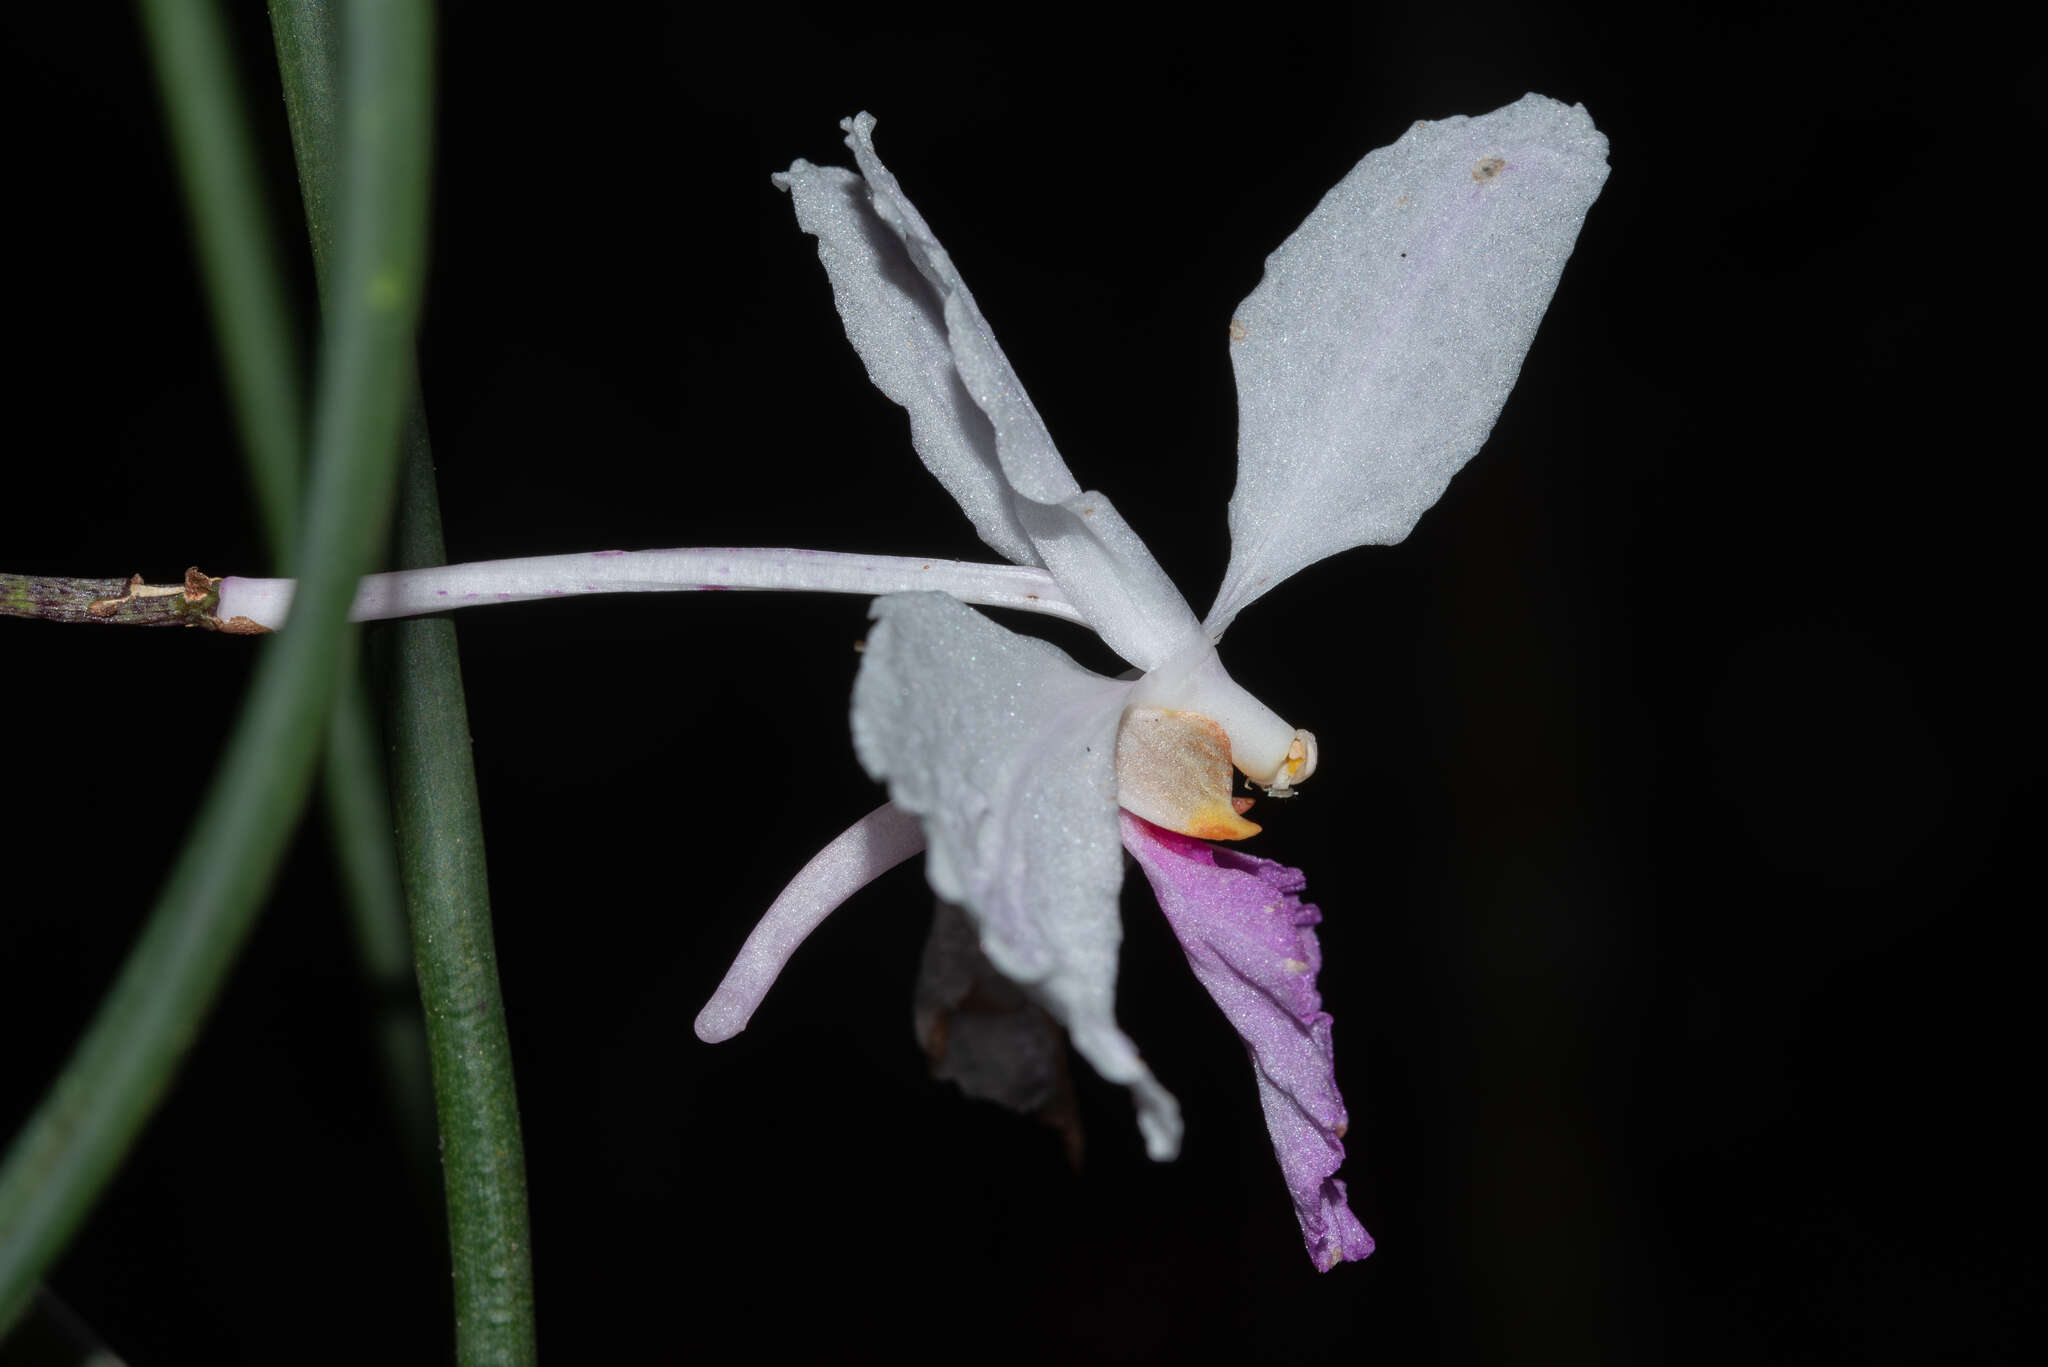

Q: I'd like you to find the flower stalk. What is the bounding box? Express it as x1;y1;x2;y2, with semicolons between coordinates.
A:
4;550;1084;634
219;547;1081;630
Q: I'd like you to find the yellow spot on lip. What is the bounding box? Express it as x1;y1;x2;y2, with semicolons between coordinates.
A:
1181;797;1261;842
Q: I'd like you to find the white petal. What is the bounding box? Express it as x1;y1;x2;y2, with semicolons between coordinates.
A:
694;802;927;1043
839;112;1078;507
784;115;1203;668
1207;93;1610;634
852;591;1183;1159
777;158;1039;565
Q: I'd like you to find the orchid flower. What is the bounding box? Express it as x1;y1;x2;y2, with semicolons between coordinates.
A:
211;96;1608;1272
205;94;1607;1270
671;95;1609;1271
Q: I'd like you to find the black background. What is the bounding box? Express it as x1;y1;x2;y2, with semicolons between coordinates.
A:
0;4;2031;1363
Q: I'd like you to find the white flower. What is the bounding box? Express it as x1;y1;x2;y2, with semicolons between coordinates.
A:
692;97;1608;1261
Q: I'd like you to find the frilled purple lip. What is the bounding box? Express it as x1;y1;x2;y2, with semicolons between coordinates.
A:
1121;813;1374;1270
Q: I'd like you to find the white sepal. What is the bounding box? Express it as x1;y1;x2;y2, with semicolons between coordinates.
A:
776;157;1040;566
1208;93;1609;634
786;115;1205;672
838;112;1080;508
851;591;1183;1159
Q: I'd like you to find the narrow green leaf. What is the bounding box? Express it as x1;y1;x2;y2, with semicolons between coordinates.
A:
324;646;443;1216
386;407;538;1366
0;0;435;1332
141;0;434;1209
268;0;342;299
144;0;435;1225
260;0;446;1222
135;0;303;555
272;3;537;1361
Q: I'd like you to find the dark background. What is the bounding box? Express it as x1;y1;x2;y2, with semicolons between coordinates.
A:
0;4;2030;1363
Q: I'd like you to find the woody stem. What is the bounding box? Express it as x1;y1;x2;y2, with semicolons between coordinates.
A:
0;569;224;628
